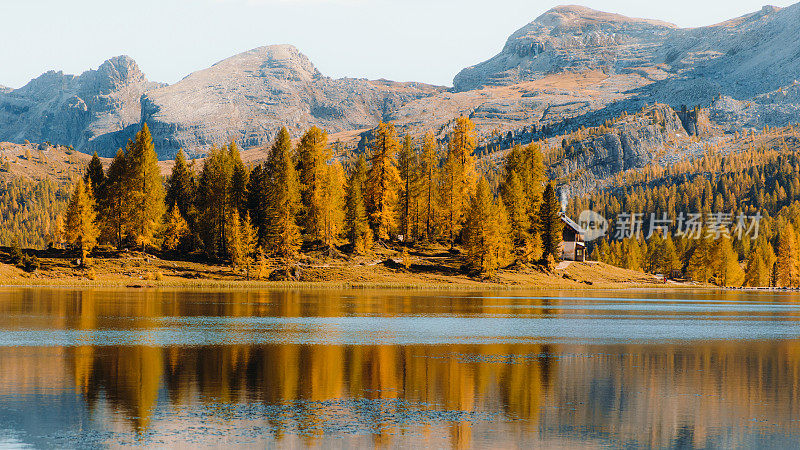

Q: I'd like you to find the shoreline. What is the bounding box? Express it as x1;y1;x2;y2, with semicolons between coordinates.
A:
0;278;705;291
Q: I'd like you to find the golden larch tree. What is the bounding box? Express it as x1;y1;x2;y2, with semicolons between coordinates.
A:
366;122;401;241
65;179;99;262
442;116;477;244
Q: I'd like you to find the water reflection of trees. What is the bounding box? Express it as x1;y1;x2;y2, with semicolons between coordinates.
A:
3;289;800;446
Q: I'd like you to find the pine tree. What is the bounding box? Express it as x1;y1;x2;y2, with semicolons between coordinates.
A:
254;248;269;280
660;234;680;276
366;121;401;241
776;226;799;287
442;116;477;244
64;179;99;263
84;152;106;203
101;149;129;249
539;183;562;261
226;210;244;269
419;133;439;241
464;178;502;273
745;245;769;287
501;171;530;257
687;238;711;283
297;126;332;242
716;236;745;287
264;127;302;259
240;212;258;279
345;155;373;254
228;142;248;218
320;162;346;249
160;204;189;252
247;165;267;246
197;146;233;258
52;215;65;249
125;123;165;251
495;198;513;267
398;134;414;240
165;149;197;227
622;238;642;271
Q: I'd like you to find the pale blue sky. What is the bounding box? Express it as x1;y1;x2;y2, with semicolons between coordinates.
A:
0;0;795;89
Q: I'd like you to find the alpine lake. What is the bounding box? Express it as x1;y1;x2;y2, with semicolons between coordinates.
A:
1;287;800;448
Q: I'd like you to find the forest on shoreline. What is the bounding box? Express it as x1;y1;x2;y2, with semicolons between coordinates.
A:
5;111;800;288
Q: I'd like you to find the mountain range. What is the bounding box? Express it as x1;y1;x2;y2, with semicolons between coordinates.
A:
2;3;800;159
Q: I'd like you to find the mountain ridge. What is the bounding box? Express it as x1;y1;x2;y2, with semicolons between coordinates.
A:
2;3;800;159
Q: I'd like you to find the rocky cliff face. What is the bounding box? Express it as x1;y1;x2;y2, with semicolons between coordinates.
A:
551;104;687;195
709;82;800;132
0;56;163;156
141;45;445;158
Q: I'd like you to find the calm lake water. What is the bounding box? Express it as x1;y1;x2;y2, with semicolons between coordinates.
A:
2;288;800;448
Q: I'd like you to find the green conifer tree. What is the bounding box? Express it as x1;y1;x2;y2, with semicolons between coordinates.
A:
539;183;562;261
84;152;106;204
101;149;129;249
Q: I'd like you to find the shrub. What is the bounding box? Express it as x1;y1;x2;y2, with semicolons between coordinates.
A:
10;240;23;265
20;255;39;273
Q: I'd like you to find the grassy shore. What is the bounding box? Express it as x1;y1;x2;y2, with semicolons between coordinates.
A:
0;245;681;290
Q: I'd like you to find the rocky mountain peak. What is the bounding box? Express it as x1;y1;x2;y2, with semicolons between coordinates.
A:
206;44;321;83
95;55;147;89
532;5;677;30
454;5;676;91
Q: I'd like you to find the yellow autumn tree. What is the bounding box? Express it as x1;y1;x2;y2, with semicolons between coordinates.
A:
464;177;502;274
345;155;373;254
65;179;99;263
366;121;401;241
297;126;332;242
125;123;165;251
418;133;439;242
776;226;799;287
160;204;189;252
442;116;477;244
320;161;346;248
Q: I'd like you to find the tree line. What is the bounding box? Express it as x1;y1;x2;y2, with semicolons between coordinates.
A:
59;119;563;275
569;127;800;287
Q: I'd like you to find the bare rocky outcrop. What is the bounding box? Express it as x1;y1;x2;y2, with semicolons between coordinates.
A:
551;104;687;195
0;56;164;156
709;81;800;132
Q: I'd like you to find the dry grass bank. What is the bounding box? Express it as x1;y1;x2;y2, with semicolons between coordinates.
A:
0;244;678;290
